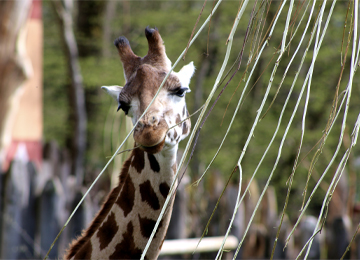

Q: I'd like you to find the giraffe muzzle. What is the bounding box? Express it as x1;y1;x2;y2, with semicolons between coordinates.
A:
133;118;168;154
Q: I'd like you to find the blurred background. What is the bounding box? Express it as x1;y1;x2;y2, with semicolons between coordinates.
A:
1;0;360;259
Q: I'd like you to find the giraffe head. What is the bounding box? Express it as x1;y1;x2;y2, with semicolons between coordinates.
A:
102;27;195;154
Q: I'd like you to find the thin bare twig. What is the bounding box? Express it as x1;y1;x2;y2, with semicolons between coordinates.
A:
104;145;141;158
167;105;205;132
183;0;208;60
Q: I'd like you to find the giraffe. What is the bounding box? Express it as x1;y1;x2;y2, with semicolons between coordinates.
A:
64;27;195;259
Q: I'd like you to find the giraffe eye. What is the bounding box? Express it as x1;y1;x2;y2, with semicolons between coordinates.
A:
172;87;189;97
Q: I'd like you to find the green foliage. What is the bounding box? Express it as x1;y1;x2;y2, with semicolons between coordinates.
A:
43;4;69;147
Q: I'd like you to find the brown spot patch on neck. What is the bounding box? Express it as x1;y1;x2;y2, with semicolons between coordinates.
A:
64;156;132;259
148;153;160;173
159;182;170;198
139;180;160;210
131;147;145;173
109;221;143;259
73;240;93;259
138;215;163;239
97;212;119;250
116;174;135;217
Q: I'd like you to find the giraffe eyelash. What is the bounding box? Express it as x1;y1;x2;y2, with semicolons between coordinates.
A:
170;87;190;97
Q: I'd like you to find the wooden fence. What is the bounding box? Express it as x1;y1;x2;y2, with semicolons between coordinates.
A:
1;142;360;259
0;142;94;259
0;142;244;259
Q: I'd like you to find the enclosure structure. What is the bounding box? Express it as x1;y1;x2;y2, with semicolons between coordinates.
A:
1;0;360;259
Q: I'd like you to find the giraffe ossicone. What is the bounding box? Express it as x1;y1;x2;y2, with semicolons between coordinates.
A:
64;27;194;259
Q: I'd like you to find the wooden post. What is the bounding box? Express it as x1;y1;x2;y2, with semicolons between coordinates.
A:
225;184;245;259
67;191;87;243
160;176;188;260
0;167;4;250
0;161;36;258
38;179;62;259
39;142;71;258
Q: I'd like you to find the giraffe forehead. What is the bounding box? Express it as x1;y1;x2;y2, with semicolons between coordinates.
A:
121;70;181;111
127;81;186;121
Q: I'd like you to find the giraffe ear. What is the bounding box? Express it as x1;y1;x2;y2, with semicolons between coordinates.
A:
177;61;195;88
101;85;122;102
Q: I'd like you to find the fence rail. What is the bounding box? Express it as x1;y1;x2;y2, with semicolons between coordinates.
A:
160;235;239;255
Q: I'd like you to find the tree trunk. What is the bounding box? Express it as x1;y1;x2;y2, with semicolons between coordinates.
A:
52;0;87;186
76;1;105;57
0;0;32;164
102;0;118;57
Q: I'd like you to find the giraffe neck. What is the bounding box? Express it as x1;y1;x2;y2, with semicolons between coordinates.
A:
65;145;178;260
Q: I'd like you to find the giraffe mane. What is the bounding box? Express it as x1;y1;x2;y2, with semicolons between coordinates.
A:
64;157;132;259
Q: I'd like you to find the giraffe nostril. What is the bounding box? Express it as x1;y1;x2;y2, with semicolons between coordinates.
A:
136;120;144;129
147;115;159;126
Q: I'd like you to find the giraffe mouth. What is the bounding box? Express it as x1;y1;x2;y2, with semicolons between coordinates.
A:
133;118;168;154
138;138;165;154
